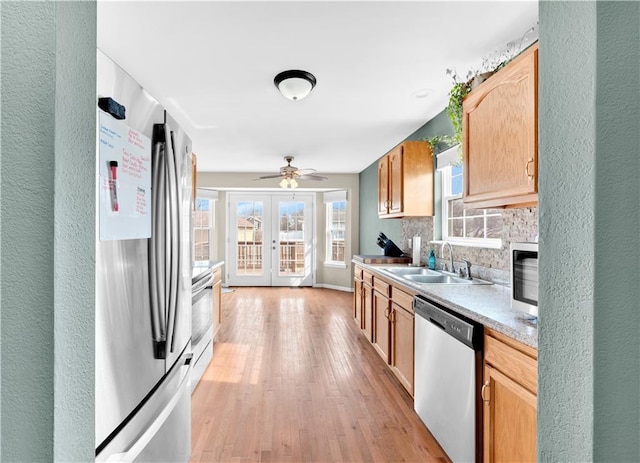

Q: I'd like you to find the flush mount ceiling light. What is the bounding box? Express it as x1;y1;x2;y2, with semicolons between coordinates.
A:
274;70;317;101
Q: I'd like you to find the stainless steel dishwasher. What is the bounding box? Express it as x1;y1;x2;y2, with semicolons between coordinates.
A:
413;295;483;463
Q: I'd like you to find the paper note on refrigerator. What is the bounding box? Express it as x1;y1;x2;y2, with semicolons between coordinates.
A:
98;112;152;240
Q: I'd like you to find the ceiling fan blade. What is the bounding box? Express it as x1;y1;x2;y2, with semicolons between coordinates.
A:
253;174;284;180
297;174;328;181
296;168;317;175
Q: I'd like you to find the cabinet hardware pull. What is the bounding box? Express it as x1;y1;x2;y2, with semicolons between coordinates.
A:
481;381;490;403
384;308;390;319
525;157;535;180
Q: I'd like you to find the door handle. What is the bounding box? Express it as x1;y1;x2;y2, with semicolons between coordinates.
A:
481;380;490;403
525;157;535;180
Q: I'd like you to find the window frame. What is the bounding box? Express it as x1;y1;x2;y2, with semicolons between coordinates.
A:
192;194;216;261
325;199;347;268
440;164;502;249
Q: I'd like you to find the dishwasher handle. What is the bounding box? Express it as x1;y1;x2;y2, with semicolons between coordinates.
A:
413;295;483;350
427;316;446;331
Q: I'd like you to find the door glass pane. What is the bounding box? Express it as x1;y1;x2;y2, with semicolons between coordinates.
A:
236;201;263;275
193;198;211;261
278;201;305;276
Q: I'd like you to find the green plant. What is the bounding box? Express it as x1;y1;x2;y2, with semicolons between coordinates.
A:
422;134;456;154
445;69;474;145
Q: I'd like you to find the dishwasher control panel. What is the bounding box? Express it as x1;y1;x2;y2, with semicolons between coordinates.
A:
413;295;482;350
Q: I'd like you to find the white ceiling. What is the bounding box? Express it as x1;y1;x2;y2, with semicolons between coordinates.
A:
97;1;538;175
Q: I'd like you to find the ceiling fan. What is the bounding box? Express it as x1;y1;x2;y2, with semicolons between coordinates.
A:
254;156;328;188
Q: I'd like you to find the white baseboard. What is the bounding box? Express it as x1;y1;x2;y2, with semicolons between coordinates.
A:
314;283;353;293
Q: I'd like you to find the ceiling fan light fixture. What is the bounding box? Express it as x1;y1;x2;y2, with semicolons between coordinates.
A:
274;70;316;101
279;177;298;189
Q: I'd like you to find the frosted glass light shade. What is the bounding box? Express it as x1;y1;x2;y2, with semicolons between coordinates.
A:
274;70;316;101
279;177;299;189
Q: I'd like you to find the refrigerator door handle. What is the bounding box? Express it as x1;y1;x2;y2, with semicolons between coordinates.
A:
102;361;191;462
164;123;180;354
149;137;168;359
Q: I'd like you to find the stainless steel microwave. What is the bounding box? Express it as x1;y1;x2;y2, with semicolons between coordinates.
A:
510;242;538;317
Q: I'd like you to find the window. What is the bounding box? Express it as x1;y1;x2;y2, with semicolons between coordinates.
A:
193;196;214;261
441;164;502;248
326;200;347;265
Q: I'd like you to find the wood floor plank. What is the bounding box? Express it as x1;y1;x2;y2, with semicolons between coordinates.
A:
191;287;450;463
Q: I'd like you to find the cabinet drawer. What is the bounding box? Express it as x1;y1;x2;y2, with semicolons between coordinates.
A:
212;267;222;283
391;287;414;312
484;332;537;395
354;265;363;280
373;278;390;297
362;270;373;286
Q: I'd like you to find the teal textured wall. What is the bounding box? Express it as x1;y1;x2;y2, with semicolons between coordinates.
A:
592;1;639;459
1;3;56;459
538;1;640;460
0;2;96;461
53;2;96;461
358;110;452;254
359;161;402;255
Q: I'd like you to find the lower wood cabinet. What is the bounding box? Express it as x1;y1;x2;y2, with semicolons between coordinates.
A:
212;267;222;338
389;289;414;396
372;278;391;361
362;270;374;341
353;267;363;328
482;329;537;462
353;264;415;396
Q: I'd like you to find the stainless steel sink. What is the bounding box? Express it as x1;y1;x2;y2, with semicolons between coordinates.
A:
381;267;442;277
378;266;492;285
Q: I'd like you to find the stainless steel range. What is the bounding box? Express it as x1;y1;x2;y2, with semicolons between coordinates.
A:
191;266;214;392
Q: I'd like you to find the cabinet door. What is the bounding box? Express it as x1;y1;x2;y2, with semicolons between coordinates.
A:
463;43;538;208
362;282;373;341
211;268;222;338
390;303;414;396
372;289;390;362
388;146;404;215
353;277;363;328
378;157;390;215
483;365;537;463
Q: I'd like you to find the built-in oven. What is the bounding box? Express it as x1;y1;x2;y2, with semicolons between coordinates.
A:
510;242;539;318
191;269;214;392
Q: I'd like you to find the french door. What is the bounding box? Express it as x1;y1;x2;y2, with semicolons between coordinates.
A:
227;193;314;286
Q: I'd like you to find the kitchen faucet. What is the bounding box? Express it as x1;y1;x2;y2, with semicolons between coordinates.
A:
440;241;454;273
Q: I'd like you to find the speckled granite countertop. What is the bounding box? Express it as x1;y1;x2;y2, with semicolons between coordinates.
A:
353;261;537;349
192;260;224;282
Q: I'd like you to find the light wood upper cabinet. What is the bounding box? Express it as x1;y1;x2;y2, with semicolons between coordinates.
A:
483;329;537;463
378;159;390;215
378;141;434;218
463;43;538;209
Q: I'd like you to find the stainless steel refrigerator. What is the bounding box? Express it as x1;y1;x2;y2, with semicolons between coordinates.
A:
96;50;193;462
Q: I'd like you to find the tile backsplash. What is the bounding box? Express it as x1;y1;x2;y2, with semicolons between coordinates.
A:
401;207;538;286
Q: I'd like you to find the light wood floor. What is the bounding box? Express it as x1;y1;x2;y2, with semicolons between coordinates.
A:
191;287;448;463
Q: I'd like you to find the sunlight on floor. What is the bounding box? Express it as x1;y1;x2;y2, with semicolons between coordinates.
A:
201;342;262;385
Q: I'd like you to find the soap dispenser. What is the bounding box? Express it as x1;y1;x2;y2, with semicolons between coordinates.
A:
428;249;436;270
